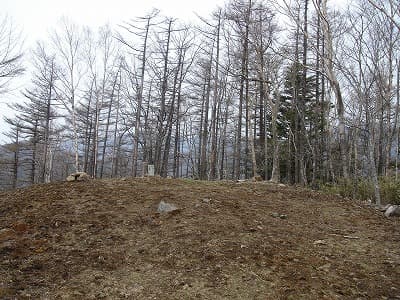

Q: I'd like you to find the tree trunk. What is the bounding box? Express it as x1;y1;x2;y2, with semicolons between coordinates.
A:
199;51;213;180
161;51;183;177
99;70;119;178
155;19;173;175
132;17;151;177
320;0;348;179
209;10;221;180
270;85;281;183
13;126;20;189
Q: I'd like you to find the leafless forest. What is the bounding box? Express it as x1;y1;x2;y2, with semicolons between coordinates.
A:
1;0;399;205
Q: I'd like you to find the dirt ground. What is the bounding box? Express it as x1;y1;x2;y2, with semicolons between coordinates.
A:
0;177;399;299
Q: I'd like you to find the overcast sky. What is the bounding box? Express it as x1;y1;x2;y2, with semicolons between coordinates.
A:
0;0;227;142
0;0;347;143
4;0;227;43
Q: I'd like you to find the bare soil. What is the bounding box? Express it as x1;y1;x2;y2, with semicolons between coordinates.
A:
0;177;399;299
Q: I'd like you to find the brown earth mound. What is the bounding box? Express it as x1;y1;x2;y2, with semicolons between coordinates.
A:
0;178;399;299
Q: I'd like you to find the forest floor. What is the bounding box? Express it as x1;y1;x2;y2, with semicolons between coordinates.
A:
0;177;399;299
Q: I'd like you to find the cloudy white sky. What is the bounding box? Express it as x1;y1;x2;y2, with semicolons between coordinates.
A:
0;0;347;143
0;0;227;142
3;0;227;44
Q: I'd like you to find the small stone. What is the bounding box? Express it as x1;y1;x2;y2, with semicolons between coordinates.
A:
271;212;280;218
279;214;287;219
385;205;400;217
66;172;91;182
157;201;179;213
66;175;75;182
76;172;91;181
313;240;327;246
376;203;391;211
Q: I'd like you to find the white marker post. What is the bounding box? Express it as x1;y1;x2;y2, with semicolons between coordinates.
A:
148;164;155;177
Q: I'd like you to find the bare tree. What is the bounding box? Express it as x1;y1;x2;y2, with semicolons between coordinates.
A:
0;15;24;94
315;0;348;178
117;10;159;177
154;18;174;175
51;18;84;173
366;0;400;31
2;118;21;188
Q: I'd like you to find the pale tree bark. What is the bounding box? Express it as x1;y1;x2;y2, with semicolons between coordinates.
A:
209;9;222;180
383;1;397;175
42;58;56;183
396;60;400;181
111;68;122;177
52;19;83;173
251;2;276;180
155;19;174;175
299;0;309;186
248;99;260;179
232;0;252;180
199;49;213;180
82;80;94;174
270;81;281;183
365;101;381;206
318;0;348;179
218;84;232;180
244;0;252;179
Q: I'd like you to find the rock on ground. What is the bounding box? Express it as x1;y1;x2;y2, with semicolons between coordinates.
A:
157;201;179;213
66;172;91;182
384;205;400;217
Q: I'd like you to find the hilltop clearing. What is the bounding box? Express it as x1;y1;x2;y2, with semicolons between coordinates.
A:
0;178;399;299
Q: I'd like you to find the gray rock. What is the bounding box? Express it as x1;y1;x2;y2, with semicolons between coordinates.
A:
66;175;76;182
271;212;287;219
66;172;91;182
377;204;391;212
157;201;179;213
202;198;211;203
313;239;327;246
384;205;400;217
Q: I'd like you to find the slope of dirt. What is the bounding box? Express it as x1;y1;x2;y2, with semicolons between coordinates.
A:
0;177;399;299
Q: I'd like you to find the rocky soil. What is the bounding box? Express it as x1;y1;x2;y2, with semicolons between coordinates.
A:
0;177;399;299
